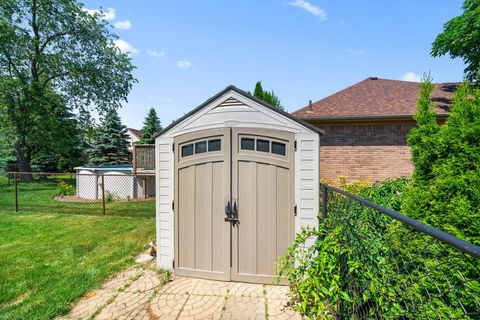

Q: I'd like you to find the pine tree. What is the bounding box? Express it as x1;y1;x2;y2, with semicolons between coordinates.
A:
139;108;162;144
252;81;285;111
87;109;131;165
253;82;264;100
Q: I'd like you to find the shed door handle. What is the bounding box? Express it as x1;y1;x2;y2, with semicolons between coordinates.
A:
225;200;232;220
232;200;238;219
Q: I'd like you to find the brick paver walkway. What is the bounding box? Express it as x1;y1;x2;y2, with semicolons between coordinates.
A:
59;262;300;319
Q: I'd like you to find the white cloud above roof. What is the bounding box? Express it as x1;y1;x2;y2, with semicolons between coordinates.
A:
401;72;422;82
83;7;116;21
288;0;327;21
114;20;132;30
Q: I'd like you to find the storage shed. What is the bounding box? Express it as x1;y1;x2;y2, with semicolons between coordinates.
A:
155;86;322;284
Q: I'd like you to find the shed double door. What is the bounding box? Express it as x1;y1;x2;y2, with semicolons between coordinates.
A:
174;127;294;284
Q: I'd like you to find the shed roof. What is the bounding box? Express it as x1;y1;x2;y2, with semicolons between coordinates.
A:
154;85;324;138
292;77;461;120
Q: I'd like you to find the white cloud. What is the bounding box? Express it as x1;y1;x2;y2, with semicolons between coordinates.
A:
176;60;192;69
146;49;165;58
347;49;365;54
113;39;139;54
83;7;116;21
288;0;327;21
114;20;132;30
401;72;422;82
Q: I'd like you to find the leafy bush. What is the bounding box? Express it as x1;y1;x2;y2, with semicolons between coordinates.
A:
105;192;115;203
277;182;403;319
56;180;75;196
360;177;409;211
279;177;479;319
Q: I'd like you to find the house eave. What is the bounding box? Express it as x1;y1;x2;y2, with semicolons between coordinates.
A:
299;113;449;123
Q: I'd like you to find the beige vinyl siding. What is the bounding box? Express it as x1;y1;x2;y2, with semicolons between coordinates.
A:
156;139;174;270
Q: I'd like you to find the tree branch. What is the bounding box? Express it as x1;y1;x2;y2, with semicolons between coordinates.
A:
2;51;26;85
42;71;70;88
39;32;67;53
31;0;40;80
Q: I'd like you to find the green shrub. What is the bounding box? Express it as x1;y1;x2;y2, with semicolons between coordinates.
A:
404;80;480;245
105;192;115;203
279;177;479;319
360;177;409;211
56;180;75;196
277;187;402;319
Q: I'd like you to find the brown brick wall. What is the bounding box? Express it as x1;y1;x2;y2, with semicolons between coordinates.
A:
315;121;415;182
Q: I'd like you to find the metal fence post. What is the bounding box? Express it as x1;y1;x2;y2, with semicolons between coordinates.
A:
101;175;106;215
322;185;327;219
143;178;147;199
14;172;18;212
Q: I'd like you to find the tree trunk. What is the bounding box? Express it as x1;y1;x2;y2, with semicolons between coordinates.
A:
15;142;32;173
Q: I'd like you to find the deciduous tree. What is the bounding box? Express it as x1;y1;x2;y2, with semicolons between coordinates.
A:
431;0;480;81
0;0;136;171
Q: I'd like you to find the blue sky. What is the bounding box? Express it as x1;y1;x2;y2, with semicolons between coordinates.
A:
83;0;465;129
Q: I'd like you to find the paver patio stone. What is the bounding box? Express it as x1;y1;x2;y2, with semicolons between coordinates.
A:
62;264;300;319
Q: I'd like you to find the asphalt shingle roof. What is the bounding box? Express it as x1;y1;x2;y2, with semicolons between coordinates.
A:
292;77;460;120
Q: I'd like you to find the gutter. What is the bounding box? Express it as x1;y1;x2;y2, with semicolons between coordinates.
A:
298;113;448;122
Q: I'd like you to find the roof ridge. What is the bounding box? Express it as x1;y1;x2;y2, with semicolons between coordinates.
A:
293;77;374;115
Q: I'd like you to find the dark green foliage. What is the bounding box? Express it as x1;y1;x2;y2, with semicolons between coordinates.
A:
404;82;480;245
29;100;84;172
251;81;285;111
139;108;162;144
279;179;479;319
431;0;480;81
87;109;131;165
360;177;409;211
0;133;16;171
277;188;404;318
407;74;439;183
0;0;136;171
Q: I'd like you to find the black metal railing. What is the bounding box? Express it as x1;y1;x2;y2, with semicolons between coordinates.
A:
0;172;155;217
320;183;480;319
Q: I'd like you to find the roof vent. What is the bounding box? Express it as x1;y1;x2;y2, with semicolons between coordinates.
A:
369;76;378;80
309;100;313;110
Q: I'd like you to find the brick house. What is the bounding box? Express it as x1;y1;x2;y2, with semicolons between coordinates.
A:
292;77;459;182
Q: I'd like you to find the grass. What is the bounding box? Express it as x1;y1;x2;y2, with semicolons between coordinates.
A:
0;211;156;320
0;175;155;217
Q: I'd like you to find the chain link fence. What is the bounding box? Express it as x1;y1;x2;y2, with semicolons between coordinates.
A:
0;172;155;217
318;183;480;319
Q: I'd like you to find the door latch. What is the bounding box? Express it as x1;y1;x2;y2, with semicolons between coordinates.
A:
225;200;239;224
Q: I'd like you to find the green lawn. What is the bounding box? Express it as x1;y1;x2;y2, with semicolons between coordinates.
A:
0;212;156;320
0;175;155;217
